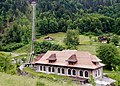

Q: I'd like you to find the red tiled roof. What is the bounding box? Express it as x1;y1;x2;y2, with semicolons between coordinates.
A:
32;54;44;64
91;55;102;62
35;50;105;69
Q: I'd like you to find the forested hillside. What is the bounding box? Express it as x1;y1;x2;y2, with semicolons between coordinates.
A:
35;0;120;36
0;0;32;51
0;0;120;51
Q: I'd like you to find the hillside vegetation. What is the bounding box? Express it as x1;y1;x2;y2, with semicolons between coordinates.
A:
0;0;120;51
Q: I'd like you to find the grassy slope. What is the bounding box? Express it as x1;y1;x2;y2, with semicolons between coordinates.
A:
14;32;120;55
24;68;79;86
0;72;37;86
0;69;79;86
14;32;98;54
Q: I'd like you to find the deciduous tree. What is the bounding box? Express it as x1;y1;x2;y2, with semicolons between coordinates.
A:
97;44;120;70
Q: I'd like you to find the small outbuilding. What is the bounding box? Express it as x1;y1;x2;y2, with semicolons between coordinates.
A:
44;36;54;41
98;36;110;43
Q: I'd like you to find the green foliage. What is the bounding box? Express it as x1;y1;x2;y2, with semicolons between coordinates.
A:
0;54;17;74
34;41;65;54
0;43;24;52
35;0;120;36
115;18;120;35
36;81;46;86
1;0;120;52
89;75;95;86
0;0;30;33
64;29;79;49
98;3;120;18
97;44;120;70
111;35;120;46
1;16;31;45
73;14;115;35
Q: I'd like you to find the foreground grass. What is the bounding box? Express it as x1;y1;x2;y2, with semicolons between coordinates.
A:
24;68;79;86
0;69;79;86
0;72;37;86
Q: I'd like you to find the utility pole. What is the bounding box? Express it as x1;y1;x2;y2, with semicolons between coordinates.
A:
29;0;36;64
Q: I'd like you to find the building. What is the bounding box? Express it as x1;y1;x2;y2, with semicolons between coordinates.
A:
34;50;105;84
98;36;110;43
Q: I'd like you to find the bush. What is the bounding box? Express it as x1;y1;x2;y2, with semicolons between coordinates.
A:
34;41;65;54
0;43;24;52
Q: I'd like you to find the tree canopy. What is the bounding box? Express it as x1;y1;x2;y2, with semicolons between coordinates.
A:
0;0;120;51
64;29;79;49
97;44;120;70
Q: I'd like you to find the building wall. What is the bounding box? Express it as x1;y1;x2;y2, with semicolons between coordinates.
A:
35;64;103;79
92;67;103;80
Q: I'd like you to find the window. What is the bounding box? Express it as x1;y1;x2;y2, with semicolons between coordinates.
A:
73;70;76;75
43;66;46;71
95;70;97;77
48;67;51;72
62;68;65;74
98;70;100;76
85;71;89;77
40;66;42;71
79;70;83;77
69;62;75;65
52;67;55;72
68;69;71;75
58;68;60;73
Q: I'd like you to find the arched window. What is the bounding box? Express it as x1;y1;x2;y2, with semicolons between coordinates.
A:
43;66;46;71
58;68;60;73
68;69;71;75
48;67;51;72
52;67;55;72
73;70;76;75
62;68;65;74
79;70;83;77
85;71;89;77
40;66;42;71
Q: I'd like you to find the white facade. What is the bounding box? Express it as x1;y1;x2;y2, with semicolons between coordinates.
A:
35;65;103;79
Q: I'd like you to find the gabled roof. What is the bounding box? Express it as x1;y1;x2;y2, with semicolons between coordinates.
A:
35;50;105;69
46;53;56;61
66;54;78;62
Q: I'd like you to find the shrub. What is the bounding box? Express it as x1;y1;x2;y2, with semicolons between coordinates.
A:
34;41;65;54
0;43;24;52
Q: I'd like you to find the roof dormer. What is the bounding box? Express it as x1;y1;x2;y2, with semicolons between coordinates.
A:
46;53;57;63
66;54;78;65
